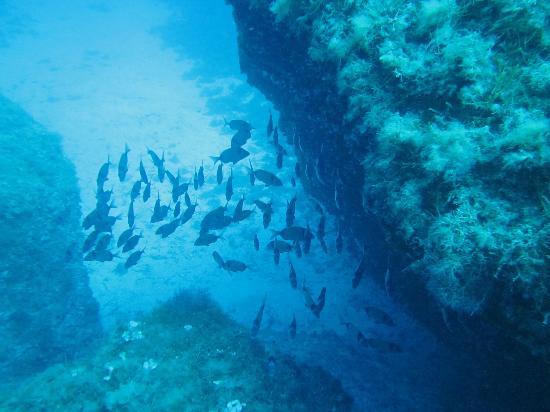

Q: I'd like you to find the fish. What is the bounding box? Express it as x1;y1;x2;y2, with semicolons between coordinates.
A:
224;259;247;272
364;306;395;327
156;219;179;238
276;150;283;169
273;126;279;146
83;230;99;253
151;192;161;223
289;314;296;339
217;163;223;185
194;233;222;246
130;181;141;202
224;118;253;132
94;214;120;233
266;238;293;253
248;161;282;186
157;157;165;182
118;144;129;182
122;233;142;252
84;249;116;262
225;168;233;202
95;233;112;251
166;170;178;187
139;159;149;184
254;199;273;214
173;200;181;218
211;146;249;165
184;192;191;208
82;209;98;230
317;214;326;240
234;195;244;217
319;238;328;254
294;240;302;258
172;182;189;203
117;227;134;248
212;251;225;268
147;148;163;169
96;156;110;189
180;202;197;225
197;162;205;187
357;332;402;353
274;247;280;265
125;249;144;269
142;182;151;202
267;111;273;137
263;211;271;229
128;200;135;228
233;196;254;222
193;167;199;190
253;234;259;251
352;249;367;289
285;196;296;227
200;205;231;233
289;260;297;289
271;226;307;242
231;129;251;148
303;224;313;255
311;287;326;318
251;296;266;337
336;223;343;254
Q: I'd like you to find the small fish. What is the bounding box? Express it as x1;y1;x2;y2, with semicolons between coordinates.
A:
173;200;181;218
251;296;266;337
224;259;247;272
96;156;110;188
319;238;328;254
267;111;273;137
285;196;296;227
311;287;326;318
200;206;231;233
194;233;222;246
263;211;271;229
139;159;149;184
123;233;142;253
151;192;161;223
82;209;98;230
118;144;129;182
231;129;251;148
303;224;313;255
128;201;135;228
172;182;189;203
336;223;343;254
142;182;151;202
217;163;223;185
254;199;273;214
317;214;326;240
147;148;163;169
248;161;282;186
273;126;279;146
155;219;179;238
289;314;296;339
225;168;233;202
289;261;297;289
253;234;259;251
266;238;293;253
352;250;367;289
193;167;199;190
95;233;112;251
364;306;395;327
83;230;100;253
85;249;115;262
276;150;283;169
125;249;144;269
274;247;280;265
294;240;302;258
184;192;191;208
224;118;253;132
271;226;307;242
157;155;165;182
180;202;197;225
117;227;134;248
212;251;225;268
211;146;249;165
130;181;141;202
166;169;178;187
234;195;244;217
198;162;205;187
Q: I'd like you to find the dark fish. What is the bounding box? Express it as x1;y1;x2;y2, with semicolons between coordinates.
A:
274;247;280;265
212;251;225;268
336;224;343;254
217;163;223;185
122;233;142;253
193;167;199;190
303;224;313;255
96;157;110;188
311;287;326;318
352;251;367;289
198;162;205;187
194;233;222;246
357;332;402;353
130;181;141;202
317;214;326;240
211;146;249;165
248;161;282;186
151;192;161;223
225;118;253;132
158;205;170;220
273;126;279;146
83;209;98;230
172;182;189;203
234;195;244;216
289;314;296;339
173;200;181;218
251;297;266;337
139;159;149;184
157;157;165;182
180;202;197;225
271;226;307;242
254;199;273;214
128;201;135;228
225;168;233;202
319;238;328;254
117;227;134;248
294;240;302;258
95;233;112;251
94;214;120;233
276;150;283;169
143;182;151;202
147;148;163;169
231;129;251;148
224;260;247;272
125;249;144;269
184;192;191;208
166;169;178;187
266;239;293;253
234;209;253;223
289;261;297;289
83;230;99;253
85;249;116;262
267;111;273;137
263;211;271;229
118;144;129;182
96;187;113;205
200;206;231;233
285;198;296;227
156;219;179;238
254;234;259;251
364;306;395;327
294;162;301;179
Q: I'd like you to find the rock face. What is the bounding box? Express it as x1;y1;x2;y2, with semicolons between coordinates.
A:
227;0;550;409
0;96;101;378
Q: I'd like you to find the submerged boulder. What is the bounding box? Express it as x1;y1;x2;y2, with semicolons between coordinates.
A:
0;95;101;378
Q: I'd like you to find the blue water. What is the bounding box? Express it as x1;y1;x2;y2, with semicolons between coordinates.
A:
0;1;520;411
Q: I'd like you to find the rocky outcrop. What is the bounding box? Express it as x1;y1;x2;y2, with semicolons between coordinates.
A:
0;96;101;379
227;0;550;409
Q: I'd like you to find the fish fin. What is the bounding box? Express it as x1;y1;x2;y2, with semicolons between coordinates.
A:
209;156;220;164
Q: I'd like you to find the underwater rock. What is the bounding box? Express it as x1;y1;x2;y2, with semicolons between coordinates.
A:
0;96;101;379
227;0;550;409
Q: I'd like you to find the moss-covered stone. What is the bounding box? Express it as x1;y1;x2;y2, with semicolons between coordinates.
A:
0;95;101;378
0;291;352;411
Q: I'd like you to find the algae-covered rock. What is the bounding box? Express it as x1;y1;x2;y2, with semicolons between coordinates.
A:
0;95;101;378
0;291;352;411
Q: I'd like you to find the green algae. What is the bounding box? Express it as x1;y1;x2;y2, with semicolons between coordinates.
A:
0;291;352;411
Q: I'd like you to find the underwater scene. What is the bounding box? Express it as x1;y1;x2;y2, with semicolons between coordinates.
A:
0;0;549;411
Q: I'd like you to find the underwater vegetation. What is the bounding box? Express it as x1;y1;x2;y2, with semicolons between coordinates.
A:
0;290;352;411
0;96;101;379
229;0;550;364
